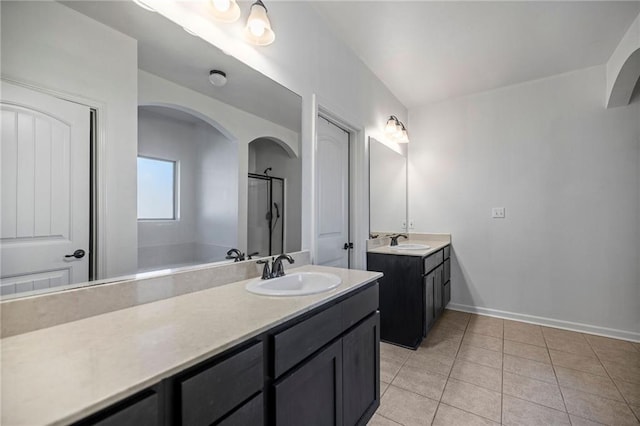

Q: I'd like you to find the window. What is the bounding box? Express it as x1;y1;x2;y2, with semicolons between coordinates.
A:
137;156;176;220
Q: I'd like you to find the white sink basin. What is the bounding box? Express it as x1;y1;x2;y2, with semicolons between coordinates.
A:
246;272;342;296
392;243;431;250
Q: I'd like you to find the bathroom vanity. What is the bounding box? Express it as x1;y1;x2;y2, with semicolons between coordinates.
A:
1;264;381;426
367;235;451;349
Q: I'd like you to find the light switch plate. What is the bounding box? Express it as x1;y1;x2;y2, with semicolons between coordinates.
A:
492;207;506;218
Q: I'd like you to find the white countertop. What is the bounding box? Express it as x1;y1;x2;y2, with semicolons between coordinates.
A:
0;265;382;426
367;238;450;257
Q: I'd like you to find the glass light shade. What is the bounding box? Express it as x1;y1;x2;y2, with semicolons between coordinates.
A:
209;0;241;23
244;2;275;45
384;117;397;134
398;129;410;144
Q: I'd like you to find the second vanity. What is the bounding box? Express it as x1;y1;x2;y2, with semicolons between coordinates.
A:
1;261;382;426
367;234;451;349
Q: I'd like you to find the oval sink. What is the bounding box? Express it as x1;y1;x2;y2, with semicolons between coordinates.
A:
392;243;431;250
246;272;342;296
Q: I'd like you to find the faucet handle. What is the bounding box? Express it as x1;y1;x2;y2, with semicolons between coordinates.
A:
256;259;271;280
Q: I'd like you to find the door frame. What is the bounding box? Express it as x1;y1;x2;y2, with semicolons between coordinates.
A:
1;77;108;281
313;96;366;270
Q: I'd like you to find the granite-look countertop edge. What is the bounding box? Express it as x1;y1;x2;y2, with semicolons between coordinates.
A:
1;265;382;426
367;239;450;257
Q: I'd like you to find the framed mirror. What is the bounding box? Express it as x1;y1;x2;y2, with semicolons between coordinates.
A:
0;0;302;298
369;137;408;235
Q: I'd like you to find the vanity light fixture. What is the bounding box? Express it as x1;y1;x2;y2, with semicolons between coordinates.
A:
209;70;228;87
245;0;275;46
209;0;241;23
384;116;410;143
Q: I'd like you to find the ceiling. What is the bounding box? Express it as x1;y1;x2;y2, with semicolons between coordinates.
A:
62;1;302;133
312;1;640;108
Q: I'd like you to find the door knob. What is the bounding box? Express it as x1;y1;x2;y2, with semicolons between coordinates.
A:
65;249;86;259
343;242;354;250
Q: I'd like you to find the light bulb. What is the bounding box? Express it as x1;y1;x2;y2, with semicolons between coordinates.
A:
212;0;230;12
248;19;266;37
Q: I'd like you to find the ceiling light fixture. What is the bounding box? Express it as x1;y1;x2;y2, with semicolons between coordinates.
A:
384;115;410;144
245;0;275;46
209;0;241;23
209;70;228;87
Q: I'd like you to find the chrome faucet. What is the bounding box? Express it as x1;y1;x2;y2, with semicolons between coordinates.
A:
389;234;408;246
226;248;245;262
257;254;295;279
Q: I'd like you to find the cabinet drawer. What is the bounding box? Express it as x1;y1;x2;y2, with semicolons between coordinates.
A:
274;302;342;377
217;393;263;426
443;246;450;260
341;283;378;331
180;342;263;426
81;391;158;426
423;250;443;274
444;258;451;283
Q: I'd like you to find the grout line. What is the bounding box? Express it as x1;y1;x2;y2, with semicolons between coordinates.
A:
375;412;403;425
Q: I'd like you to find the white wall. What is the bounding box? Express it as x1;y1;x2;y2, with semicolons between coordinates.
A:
1;1;138;279
249;139;302;254
409;65;640;339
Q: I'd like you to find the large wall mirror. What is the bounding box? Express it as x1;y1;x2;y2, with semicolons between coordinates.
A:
0;1;302;298
369;137;407;235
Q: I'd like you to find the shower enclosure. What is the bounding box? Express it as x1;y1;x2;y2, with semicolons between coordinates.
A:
247;173;285;257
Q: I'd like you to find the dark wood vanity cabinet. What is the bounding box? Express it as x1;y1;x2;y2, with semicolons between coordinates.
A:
76;282;380;426
368;245;451;349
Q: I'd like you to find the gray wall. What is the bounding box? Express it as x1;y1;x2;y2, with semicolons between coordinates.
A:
408;65;640;339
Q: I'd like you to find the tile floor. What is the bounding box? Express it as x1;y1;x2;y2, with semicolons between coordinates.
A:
369;310;640;426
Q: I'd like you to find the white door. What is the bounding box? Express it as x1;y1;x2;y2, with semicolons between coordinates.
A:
316;116;350;268
1;81;90;295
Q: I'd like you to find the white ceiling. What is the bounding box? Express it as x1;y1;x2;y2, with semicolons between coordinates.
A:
312;1;640;108
62;1;302;132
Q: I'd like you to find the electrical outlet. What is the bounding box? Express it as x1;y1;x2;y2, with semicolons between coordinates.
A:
401;221;407;230
492;207;505;218
409;220;415;229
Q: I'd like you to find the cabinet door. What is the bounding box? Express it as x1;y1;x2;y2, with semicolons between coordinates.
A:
424;271;436;334
274;339;343;426
443;281;451;308
343;313;380;426
434;265;444;317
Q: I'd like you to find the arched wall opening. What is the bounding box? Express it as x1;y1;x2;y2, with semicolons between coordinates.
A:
137;105;239;272
247;137;301;257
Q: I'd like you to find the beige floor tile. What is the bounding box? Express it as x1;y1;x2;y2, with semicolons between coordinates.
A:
381;356;404;383
381;380;391;397
561;387;639;425
457;343;503;369
463;331;503;352
614;378;640;406
381;342;412;364
429;322;465;343
555;366;624;401
542;327;587;343
503;354;556;384
433;403;499;425
549;350;607;377
568;414;606;425
504;320;541;334
467;320;503;339
377;385;438;426
440;310;471;330
503;371;565;411
504;325;546;348
405;347;455;377
469;315;504;328
420;335;461;358
367;414;402;426
634;342;640;353
544;334;595;357
450;359;502;392
631;404;640;420
602;359;640;384
585;334;638;353
593;346;640;369
504;340;551;364
441;378;502;422
392;364;448;401
502;395;570;425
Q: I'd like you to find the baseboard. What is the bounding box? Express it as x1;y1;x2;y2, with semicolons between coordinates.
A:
447;302;640;343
